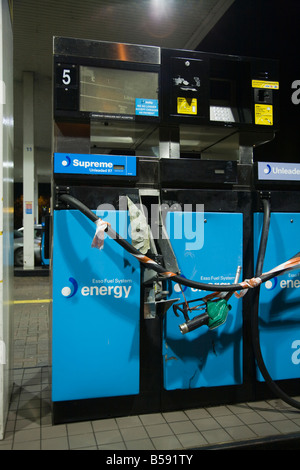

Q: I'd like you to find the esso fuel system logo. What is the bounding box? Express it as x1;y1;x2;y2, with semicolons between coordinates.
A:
61;277;133;299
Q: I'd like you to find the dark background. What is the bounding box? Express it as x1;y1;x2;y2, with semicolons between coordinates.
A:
197;0;300;163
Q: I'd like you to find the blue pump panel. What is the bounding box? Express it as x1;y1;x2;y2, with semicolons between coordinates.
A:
52;209;140;402
254;212;300;382
164;212;243;390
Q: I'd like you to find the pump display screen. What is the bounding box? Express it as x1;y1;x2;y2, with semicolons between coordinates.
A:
210;79;233;104
209;59;252;124
80;66;159;117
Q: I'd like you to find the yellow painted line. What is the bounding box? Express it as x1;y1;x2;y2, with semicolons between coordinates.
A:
14;299;52;304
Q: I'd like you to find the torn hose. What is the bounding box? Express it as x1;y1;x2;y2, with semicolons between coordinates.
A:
59;194;300;294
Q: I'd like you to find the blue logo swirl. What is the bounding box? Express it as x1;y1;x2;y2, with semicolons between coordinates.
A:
61;277;78;298
264;277;278;290
61;155;71;167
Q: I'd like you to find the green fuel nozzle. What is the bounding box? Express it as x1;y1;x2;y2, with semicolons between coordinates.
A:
206;299;231;330
178;298;231;334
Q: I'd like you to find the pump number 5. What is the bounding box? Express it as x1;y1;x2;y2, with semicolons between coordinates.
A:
56;64;77;88
62;69;71;85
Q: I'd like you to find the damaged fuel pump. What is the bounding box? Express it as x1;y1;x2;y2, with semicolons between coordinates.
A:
50;37;300;425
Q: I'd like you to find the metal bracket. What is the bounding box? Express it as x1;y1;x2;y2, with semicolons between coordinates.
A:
259;190;271;210
55;186;70;209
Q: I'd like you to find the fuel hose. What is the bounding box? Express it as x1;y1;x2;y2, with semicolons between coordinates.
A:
59;194;300;295
252;198;300;410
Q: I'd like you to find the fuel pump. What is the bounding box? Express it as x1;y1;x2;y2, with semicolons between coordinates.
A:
50;37;300;425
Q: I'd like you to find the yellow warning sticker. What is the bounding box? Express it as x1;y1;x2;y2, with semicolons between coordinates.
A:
177;97;197;115
255;104;273;126
252;80;279;90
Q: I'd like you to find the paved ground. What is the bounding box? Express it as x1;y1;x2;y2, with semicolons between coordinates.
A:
13;275;50;369
0;274;299;450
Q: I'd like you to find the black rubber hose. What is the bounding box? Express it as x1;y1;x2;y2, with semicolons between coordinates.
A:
255;199;271;278
59;194;241;292
252;199;300;410
59;193;298;293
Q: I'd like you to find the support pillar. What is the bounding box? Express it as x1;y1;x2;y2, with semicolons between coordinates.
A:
22;71;35;269
34;169;38;224
0;0;13;440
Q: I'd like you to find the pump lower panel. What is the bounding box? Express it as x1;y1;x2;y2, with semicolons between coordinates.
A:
50;184;300;424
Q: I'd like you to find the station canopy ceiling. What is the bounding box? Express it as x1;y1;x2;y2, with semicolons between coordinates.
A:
13;0;235;182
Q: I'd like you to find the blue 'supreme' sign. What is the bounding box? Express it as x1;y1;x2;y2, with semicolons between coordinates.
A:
54;153;137;176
